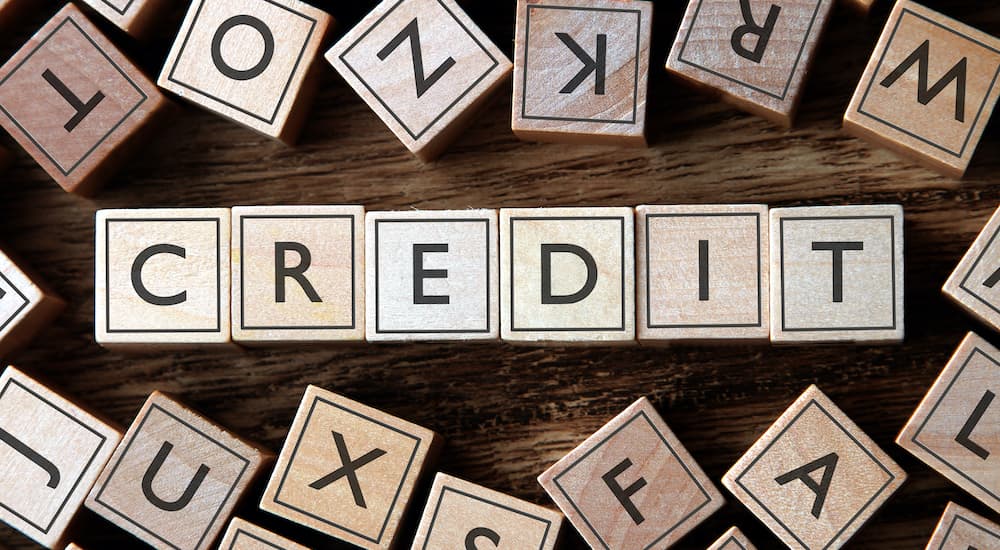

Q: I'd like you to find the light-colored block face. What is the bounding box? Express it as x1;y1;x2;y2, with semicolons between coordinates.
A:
769;205;904;344
218;518;310;550
707;526;757;550
512;0;652;146
261;385;440;550
637;205;768;341
925;502;1000;549
232;206;364;343
944;206;1000;334
0;366;121;549
538;397;724;549
0;250;64;358
723;385;906;550
78;0;171;38
366;210;498;341
844;1;1000;178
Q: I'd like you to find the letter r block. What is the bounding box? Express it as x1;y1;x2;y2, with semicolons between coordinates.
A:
943;205;1000;334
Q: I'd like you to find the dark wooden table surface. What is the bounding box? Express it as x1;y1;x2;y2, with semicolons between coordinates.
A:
0;1;998;548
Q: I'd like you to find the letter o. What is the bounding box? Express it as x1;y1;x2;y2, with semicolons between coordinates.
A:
211;14;275;81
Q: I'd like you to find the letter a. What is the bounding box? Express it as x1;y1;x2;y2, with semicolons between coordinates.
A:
775;452;839;519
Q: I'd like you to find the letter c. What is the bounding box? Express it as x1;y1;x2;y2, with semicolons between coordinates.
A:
131;244;187;306
465;527;501;549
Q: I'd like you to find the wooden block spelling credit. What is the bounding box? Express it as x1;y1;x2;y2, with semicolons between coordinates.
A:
512;0;653;146
85;392;271;550
260;385;442;550
925;501;1000;549
538;397;725;549
0;366;122;548
218;518;310;550
707;526;757;550
78;0;172;39
326;0;511;161
843;1;1000;178
0;247;65;358
723;385;907;550
943;205;1000;335
0;3;171;196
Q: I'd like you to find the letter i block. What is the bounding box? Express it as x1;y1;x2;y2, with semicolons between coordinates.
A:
218;518;309;550
77;0;172;39
944;206;1000;334
707;526;757;550
844;1;1000;178
925;502;1000;548
0;366;121;548
0;3;170;196
0;248;65;357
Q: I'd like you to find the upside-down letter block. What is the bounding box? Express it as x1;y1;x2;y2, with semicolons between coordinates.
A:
95;208;232;348
501;207;635;343
260;385;442;549
366;210;498;341
925;502;1000;549
411;473;563;550
512;0;653;146
637;204;768;341
86;392;271;550
0;248;65;358
0;3;170;196
723;385;906;550
78;0;172;39
843;1;1000;178
0;366;121;548
219;518;310;550
159;0;333;144
232;205;364;343
538;397;724;549
769;205;904;344
707;526;757;550
943;206;1000;334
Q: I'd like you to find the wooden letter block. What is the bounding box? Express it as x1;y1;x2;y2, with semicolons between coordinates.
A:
943;206;1000;334
260;385;442;549
637;204;768;341
85;392;271;550
95;208;232;348
232;205;364;343
925;502;1000;549
366;210;498;341
537;397;724;549
722;385;907;550
769;205;904;344
707;526;757;550
500;207;635;343
665;0;835;126
218;518;310;550
0;248;65;357
159;0;333;144
78;0;171;39
0;3;170;196
843;1;1000;178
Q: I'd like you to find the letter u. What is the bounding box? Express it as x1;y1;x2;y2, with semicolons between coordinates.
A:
141;441;211;512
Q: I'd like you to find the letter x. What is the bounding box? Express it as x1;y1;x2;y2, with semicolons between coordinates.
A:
309;431;386;509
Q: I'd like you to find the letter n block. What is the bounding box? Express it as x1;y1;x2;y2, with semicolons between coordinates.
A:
218;518;309;550
925;502;1000;548
0;248;65;357
77;0;172;39
943;206;1000;334
843;1;1000;178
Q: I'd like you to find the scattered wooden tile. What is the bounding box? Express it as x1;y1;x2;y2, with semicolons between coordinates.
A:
0;366;121;548
85;391;271;550
260;385;442;550
366;210;498;341
943;206;1000;334
707;526;757;550
925;501;1000;549
538;397;724;549
637;204;768;341
723;385;907;550
769;204;904;344
77;0;171;39
843;1;1000;178
512;0;653;146
218;518;310;550
0;248;65;358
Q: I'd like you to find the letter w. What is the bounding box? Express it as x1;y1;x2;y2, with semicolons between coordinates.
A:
377;19;456;98
880;40;968;123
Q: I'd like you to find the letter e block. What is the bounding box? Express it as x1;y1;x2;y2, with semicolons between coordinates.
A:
707;527;757;550
218;518;309;550
77;0;171;39
943;206;1000;334
0;248;65;358
925;502;1000;549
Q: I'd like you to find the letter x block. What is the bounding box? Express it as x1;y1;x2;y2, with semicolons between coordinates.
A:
218;518;309;550
722;385;906;550
538;397;724;549
944;206;1000;335
260;385;442;550
77;0;172;39
844;1;1000;178
0;248;65;358
925;502;1000;549
707;527;757;550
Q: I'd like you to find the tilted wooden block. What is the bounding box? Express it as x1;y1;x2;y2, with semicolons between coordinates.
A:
366;210;498;341
0;366;122;548
0;3;171;196
707;526;757;550
512;0;653;146
411;473;563;550
77;0;172;39
943;206;1000;334
159;0;333;144
260;385;442;549
843;1;1000;178
218;518;310;550
85;392;272;550
232;205;364;344
0;247;65;358
925;501;1000;549
326;0;511;161
722;385;907;550
538;397;724;549
637;204;768;341
769;204;904;344
500;207;635;343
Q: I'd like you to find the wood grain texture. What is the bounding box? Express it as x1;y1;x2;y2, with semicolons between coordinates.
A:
706;526;757;550
924;501;1000;549
77;0;172;39
218;517;310;550
943;206;1000;333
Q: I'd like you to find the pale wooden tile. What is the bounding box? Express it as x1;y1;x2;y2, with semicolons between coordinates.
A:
924;501;1000;549
707;526;757;550
0;248;65;358
218;518;310;550
77;0;171;39
943;206;1000;334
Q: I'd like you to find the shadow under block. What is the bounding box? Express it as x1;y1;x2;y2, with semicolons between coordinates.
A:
0;248;65;358
95;208;232;348
637;204;769;341
0;3;170;196
512;0;652;146
366;210;498;341
77;0;172;39
843;1;1000;178
159;0;333;144
325;0;511;161
218;518;310;550
260;385;442;549
537;397;724;549
769;204;905;344
232;205;364;343
943;205;1000;334
707;526;757;550
925;502;1000;549
722;385;907;550
0;366;122;548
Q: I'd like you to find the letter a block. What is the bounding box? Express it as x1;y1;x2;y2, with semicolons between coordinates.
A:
844;1;1000;178
77;0;172;39
218;518;310;550
538;397;724;549
925;502;1000;549
0;248;65;358
943;206;1000;334
707;527;757;550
